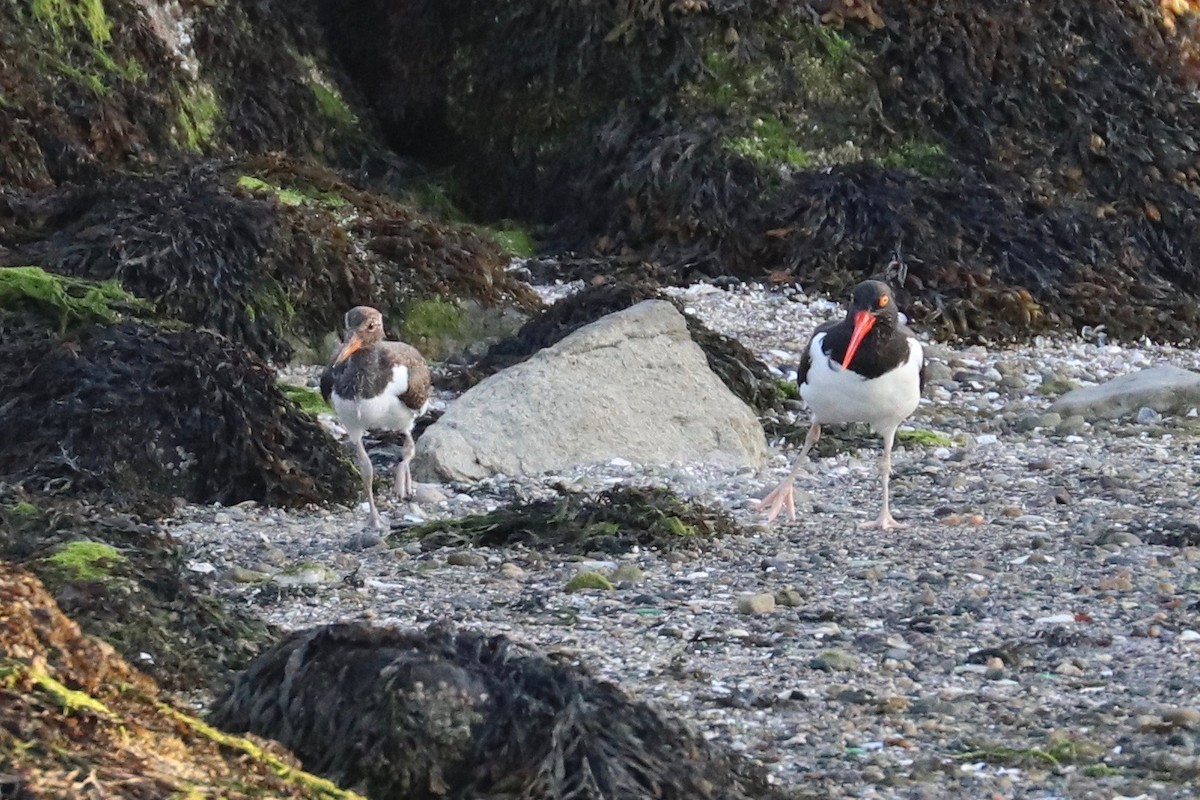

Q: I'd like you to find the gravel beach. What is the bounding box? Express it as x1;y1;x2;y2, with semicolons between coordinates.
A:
173;282;1200;799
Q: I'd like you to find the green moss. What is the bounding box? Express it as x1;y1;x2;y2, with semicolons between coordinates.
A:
1081;763;1121;778
776;380;801;400
311;82;359;131
156;704;368;799
237;176;307;207
0;266;149;332
879;141;954;179
565;571;615;592
280;383;330;415
46;541;126;582
20;660;118;719
400;297;467;344
236;175;347;210
812;24;854;68
175;82;222;153
296;53;361;134
896;428;953;447
487;221;537;258
726;116;811;168
31;0;111;45
960;733;1105;769
1038;377;1078;397
8;501;40;518
50;57;109;95
404;178;470;223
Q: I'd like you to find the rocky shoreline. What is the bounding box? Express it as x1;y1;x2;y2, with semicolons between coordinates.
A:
177;282;1200;799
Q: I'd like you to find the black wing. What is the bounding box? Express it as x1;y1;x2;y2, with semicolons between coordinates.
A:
797;318;841;388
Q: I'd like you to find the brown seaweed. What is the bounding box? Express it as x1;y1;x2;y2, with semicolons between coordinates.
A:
0;320;357;512
210;621;780;800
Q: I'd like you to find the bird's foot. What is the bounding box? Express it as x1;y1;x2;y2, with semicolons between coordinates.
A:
859;510;908;531
368;509;387;531
755;480;797;523
392;464;412;501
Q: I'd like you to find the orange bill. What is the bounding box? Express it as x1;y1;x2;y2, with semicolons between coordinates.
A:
333;333;365;365
841;310;876;370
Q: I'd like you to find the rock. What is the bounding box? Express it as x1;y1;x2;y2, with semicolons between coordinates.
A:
1051;365;1200;420
809;649;857;672
774;588;804;607
413;301;768;481
447;551;486;567
411;483;449;505
1164;708;1200;730
565;571;615;592
611;564;646;584
1055;660;1084;677
736;593;776;615
498;562;526;579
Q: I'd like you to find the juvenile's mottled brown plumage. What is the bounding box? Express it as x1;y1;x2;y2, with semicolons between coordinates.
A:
321;306;431;529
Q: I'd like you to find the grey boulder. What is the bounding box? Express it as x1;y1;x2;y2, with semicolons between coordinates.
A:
1050;365;1200;420
413;300;768;481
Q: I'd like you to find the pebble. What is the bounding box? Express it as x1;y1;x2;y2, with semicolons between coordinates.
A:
498;562;526;579
736;593;776;615
447;551;486;567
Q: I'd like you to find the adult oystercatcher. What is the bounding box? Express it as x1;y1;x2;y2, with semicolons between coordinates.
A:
758;280;925;529
320;306;431;529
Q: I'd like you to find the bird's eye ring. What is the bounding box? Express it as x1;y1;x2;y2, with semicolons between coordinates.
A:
878;296;889;308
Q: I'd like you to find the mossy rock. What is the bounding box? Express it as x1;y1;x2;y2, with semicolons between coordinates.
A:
395;484;738;555
43;540;127;582
565;571;615;592
0;491;276;691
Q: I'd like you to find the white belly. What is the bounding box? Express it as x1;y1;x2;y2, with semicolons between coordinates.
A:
330;364;425;436
801;334;922;431
332;391;420;436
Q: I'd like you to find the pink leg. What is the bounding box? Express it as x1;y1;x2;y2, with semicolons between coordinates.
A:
757;422;821;523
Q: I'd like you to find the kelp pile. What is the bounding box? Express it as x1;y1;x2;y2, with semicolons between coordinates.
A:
0;159;539;364
0;319;358;512
397;484;739;554
327;0;1200;342
0;563;361;799
0;0;370;191
0;489;274;690
211;622;777;800
446;280;789;413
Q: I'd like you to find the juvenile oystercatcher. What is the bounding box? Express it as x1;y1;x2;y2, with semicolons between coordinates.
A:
758;280;925;529
320;306;431;529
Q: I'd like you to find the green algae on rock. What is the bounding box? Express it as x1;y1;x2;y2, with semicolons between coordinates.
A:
0;564;359;798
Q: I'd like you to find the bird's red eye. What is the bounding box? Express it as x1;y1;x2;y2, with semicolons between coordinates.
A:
878;296;889;308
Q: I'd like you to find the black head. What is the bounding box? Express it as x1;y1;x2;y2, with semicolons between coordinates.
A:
848;280;899;327
839;281;900;371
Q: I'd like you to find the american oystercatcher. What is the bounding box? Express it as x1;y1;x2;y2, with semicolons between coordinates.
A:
320;306;431;529
758;280;925;529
